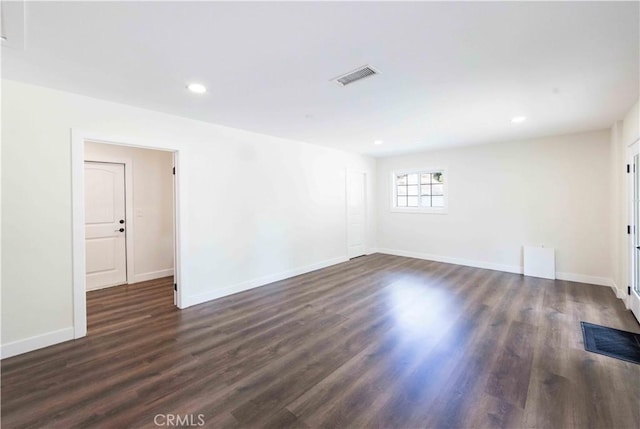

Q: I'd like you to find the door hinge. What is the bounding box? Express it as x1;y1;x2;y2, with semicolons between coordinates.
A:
627;164;631;173
628;225;632;234
172;167;175;175
174;283;177;291
628;286;632;296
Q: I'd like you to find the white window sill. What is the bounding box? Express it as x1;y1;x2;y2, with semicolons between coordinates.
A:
391;207;448;214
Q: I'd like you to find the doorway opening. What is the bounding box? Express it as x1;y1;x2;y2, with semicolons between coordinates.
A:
71;132;182;339
346;169;367;259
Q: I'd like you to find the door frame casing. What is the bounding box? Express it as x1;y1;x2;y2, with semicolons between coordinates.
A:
71;130;183;339
84;159;135;287
627;138;640;317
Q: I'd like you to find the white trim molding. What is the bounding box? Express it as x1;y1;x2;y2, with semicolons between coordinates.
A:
184;256;348;308
609;281;629;307
71;131;88;338
133;269;175;283
377;248;521;274
555;272;613;288
1;327;75;359
376;248;614;287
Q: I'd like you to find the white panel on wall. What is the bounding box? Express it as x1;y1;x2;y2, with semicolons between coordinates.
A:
523;246;555;280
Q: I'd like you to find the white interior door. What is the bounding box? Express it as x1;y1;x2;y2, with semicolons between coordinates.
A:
629;143;640;319
347;170;367;259
85;162;127;290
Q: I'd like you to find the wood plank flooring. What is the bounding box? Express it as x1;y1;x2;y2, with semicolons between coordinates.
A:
2;254;639;428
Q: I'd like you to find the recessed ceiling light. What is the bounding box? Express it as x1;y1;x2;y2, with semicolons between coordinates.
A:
374;140;384;145
511;116;527;124
187;83;207;94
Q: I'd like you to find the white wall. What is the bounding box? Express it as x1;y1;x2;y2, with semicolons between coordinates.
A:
622;101;639;148
1;80;376;354
376;130;612;284
84;142;175;283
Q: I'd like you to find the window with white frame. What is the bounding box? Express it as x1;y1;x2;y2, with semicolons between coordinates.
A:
392;170;447;212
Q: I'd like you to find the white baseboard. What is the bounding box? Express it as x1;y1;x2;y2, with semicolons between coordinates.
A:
555;272;613;287
86;268;175;292
377;248;522;274
0;327;75;359
183;256;348;308
610;281;630;308
132;268;174;284
376;248;614;287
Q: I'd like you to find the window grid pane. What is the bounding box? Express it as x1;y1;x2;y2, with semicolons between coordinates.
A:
432;196;444;207
395;170;445;209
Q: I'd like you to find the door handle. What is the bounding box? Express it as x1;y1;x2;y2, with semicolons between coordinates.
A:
119;219;125;224
115;228;125;232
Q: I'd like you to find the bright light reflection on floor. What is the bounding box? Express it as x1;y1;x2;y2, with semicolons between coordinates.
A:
389;279;452;338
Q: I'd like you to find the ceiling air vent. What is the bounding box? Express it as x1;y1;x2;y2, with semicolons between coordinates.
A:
331;65;379;87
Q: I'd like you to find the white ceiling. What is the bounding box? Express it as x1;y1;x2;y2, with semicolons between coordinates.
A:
2;1;638;156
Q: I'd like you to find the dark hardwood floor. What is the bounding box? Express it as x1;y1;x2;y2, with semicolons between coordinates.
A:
2;254;639;428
